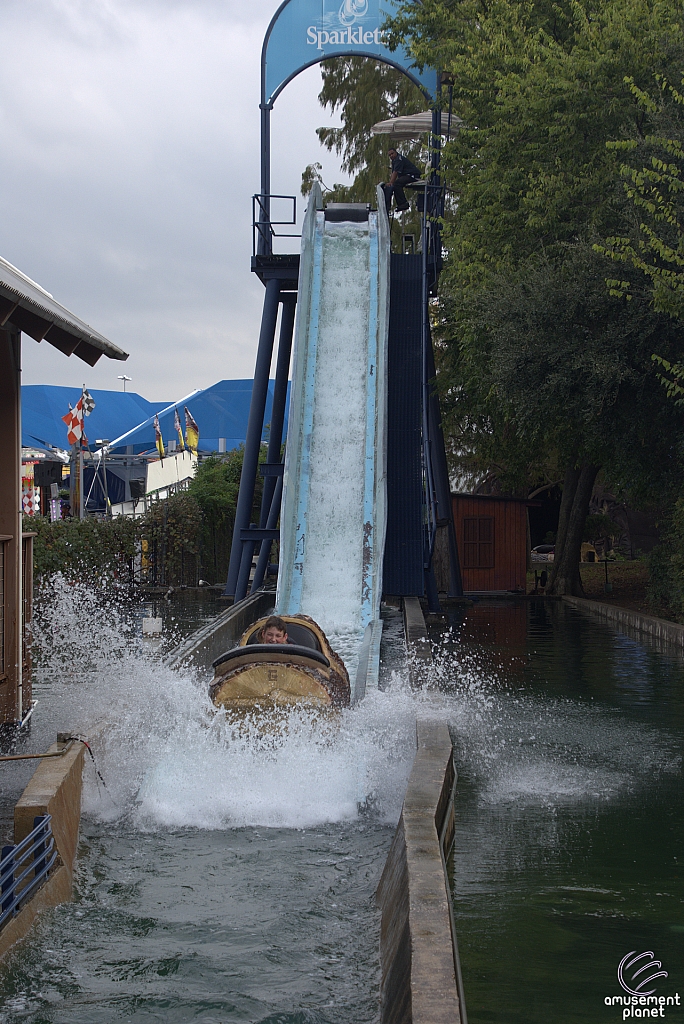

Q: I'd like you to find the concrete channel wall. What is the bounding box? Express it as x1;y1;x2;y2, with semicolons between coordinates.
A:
563;596;684;648
376;719;465;1024
0;738;85;958
402;597;432;687
167;590;275;672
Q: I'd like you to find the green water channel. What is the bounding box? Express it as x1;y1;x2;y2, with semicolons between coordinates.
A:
0;591;682;1022
440;599;684;1024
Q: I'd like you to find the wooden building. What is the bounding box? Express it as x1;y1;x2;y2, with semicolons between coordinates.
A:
452;493;535;594
0;257;127;727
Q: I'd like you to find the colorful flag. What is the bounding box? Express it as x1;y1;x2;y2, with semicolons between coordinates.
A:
174;408;185;451
62;397;85;447
81;387;95;417
185;406;199;453
61;387;95;447
154;413;164;461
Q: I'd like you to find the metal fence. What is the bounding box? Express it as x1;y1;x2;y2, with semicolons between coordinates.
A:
0;814;57;930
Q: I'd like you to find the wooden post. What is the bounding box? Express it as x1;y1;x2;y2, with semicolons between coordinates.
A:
0;329;22;724
21;533;34;715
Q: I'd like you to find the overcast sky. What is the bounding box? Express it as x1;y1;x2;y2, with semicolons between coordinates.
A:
0;0;349;401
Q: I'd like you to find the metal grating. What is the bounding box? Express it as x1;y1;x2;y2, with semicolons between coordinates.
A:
382;254;425;596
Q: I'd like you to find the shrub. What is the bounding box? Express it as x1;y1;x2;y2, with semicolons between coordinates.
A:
647;499;684;621
139;492;202;587
188;446;266;585
27;514;138;584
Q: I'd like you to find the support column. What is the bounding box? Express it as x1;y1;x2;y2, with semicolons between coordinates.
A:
0;330;22;724
224;278;282;598
251;475;283;595
259;293;295;527
258;102;272;256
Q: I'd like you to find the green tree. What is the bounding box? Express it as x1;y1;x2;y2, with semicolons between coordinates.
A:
389;0;684;279
302;56;427;246
305;56;426;200
600;76;684;317
450;246;684;593
383;0;684;593
187;446;266;584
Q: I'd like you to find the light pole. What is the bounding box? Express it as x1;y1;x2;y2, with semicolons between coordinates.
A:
95;440;111;516
118;374;132;392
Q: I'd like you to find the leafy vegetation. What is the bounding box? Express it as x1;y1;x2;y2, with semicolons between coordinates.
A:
646;499;684;620
311;0;684;595
599;75;684;317
303;57;427;247
140;492;202;587
28;445;268;588
28;514;138;584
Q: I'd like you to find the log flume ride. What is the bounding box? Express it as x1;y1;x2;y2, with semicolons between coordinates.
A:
209;615;351;713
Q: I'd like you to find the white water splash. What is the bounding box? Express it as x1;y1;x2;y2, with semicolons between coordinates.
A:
429;635;681;807
32;579;421;831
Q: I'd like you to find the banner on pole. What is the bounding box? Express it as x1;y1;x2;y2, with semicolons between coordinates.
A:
263;0;435;106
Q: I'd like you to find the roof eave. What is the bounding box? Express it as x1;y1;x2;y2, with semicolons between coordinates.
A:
0;282;128;366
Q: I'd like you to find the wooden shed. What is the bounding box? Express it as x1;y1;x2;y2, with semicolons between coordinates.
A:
452;493;535;594
1;257;127;727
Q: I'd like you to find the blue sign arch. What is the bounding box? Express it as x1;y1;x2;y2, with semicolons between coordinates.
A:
258;0;437;246
262;0;435;108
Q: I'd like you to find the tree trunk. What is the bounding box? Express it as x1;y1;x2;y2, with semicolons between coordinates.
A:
551;462;581;573
548;463;600;596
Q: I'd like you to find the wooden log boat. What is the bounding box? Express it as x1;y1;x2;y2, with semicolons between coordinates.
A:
209;614;350;713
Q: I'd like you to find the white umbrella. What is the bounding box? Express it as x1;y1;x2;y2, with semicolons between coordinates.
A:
370;110;463;140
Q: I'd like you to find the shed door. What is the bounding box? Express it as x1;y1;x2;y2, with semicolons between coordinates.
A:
463;516;495;569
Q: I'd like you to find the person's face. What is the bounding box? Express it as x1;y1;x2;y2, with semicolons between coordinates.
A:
389;149;397;160
262;626;288;644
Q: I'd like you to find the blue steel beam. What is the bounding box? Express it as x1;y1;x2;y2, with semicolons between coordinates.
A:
224;278;282;598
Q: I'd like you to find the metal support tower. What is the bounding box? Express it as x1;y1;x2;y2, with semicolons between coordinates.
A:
224;270;297;601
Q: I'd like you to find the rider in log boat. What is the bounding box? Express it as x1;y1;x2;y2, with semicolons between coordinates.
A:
209;613;351;712
259;616;295;645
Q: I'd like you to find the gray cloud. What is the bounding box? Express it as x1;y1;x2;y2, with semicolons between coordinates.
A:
0;0;347;400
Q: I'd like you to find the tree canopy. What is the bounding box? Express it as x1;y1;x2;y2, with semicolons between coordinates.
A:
302;56;425;203
307;0;684;593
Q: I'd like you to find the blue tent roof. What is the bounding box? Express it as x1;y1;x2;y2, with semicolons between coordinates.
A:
109;379;290;455
21;386;167;451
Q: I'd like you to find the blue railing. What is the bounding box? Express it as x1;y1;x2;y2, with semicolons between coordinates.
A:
0;815;57;930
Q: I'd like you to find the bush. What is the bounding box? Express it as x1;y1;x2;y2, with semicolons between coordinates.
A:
647;499;684;621
27;514;138;584
188;446;266;585
26;444;271;589
583;513;620;544
139;492;202;587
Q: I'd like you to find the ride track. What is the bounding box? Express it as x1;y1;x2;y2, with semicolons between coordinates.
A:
275;186;389;670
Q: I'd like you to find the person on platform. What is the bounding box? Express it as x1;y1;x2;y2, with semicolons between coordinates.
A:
381;148;421;213
259;615;295;645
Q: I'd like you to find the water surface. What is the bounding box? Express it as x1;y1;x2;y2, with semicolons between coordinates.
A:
437;600;684;1023
2;592;683;1023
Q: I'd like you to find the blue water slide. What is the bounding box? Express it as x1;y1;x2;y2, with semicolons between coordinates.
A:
276;184;389;679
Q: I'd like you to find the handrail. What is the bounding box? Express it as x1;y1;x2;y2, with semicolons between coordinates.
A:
0;739;75;762
252;193;299;256
0;814;57;930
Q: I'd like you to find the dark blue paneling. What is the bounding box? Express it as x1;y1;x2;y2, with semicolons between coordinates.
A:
383;254;424;596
